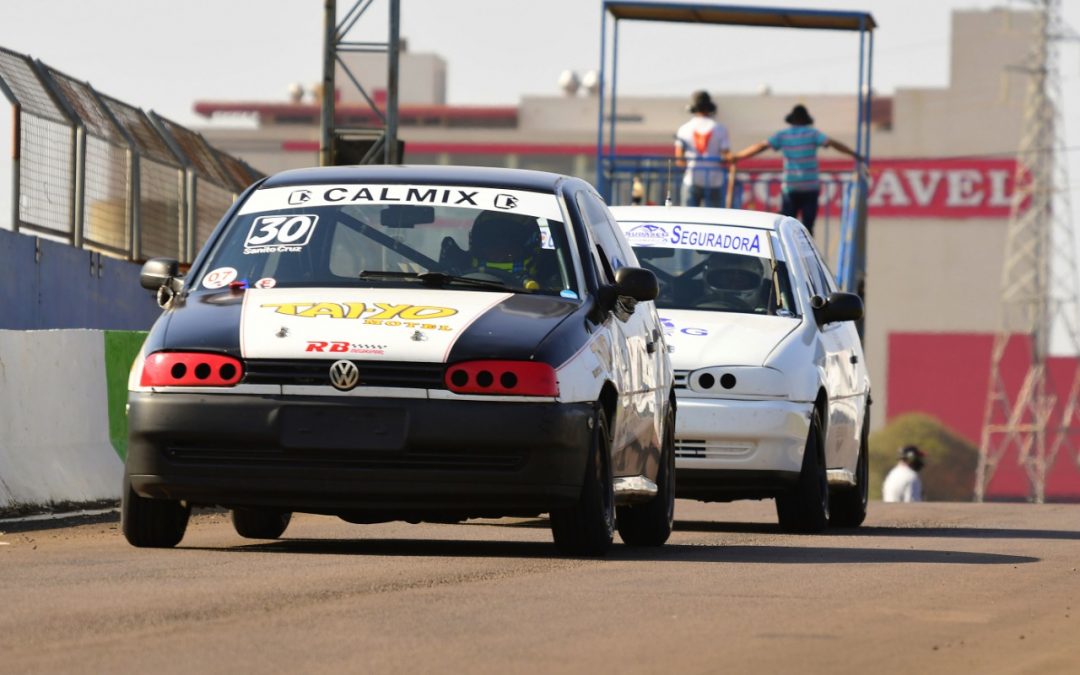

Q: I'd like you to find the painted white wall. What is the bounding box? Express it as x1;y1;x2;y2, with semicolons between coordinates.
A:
0;330;122;508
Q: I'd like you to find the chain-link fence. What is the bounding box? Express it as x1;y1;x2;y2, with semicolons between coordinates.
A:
0;46;262;264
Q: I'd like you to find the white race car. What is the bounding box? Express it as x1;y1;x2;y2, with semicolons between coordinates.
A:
611;206;870;532
124;166;675;556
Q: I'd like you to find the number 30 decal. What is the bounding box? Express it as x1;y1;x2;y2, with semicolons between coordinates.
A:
244;214;319;248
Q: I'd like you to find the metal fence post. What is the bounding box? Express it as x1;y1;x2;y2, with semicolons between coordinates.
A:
9;103;18;232
175;166;187;263
128;148;141;260
72;125;86;248
185;170;197;262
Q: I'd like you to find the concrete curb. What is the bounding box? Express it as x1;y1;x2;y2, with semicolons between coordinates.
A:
0;330;145;510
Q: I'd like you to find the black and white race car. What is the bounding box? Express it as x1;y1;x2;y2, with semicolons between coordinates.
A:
125;165;675;554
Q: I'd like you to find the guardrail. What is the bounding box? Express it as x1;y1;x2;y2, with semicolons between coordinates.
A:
0;46;262;264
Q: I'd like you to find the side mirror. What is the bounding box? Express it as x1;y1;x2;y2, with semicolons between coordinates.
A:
140;258;179;291
811;291;863;324
614;267;659;302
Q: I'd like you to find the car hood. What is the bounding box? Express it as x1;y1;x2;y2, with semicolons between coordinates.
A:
660;309;800;369
161;287;580;364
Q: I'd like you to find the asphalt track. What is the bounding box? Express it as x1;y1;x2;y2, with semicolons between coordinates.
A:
1;500;1078;674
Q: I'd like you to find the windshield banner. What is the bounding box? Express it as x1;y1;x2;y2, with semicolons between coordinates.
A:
239;184;564;222
618;221;776;260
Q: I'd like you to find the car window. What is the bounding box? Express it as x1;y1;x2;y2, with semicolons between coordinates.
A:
618;220;797;316
194;183;579;297
576;192;626;284
811;244;839;294
795;229;831;298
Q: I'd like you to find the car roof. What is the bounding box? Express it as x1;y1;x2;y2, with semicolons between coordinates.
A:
260;164;571;192
608;205;785;231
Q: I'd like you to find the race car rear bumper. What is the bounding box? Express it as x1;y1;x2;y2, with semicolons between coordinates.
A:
126;392;593;518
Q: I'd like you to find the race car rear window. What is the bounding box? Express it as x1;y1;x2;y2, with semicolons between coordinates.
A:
193;184;579;298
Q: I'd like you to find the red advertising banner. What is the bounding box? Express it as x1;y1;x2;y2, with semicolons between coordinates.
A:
735;157;1018;219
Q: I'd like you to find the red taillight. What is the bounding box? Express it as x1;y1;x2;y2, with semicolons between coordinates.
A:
140;352;244;387
445;360;558;397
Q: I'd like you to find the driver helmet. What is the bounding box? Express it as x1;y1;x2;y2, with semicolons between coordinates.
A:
703;252;767;306
468;211;542;277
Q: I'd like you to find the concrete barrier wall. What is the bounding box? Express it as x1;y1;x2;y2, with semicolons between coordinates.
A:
0;227;163;330
0;329;145;510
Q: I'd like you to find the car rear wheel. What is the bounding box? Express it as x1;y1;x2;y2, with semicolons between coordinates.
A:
550;408;615;555
775;408;828;533
121;477;190;548
231;508;292;539
617;405;675;546
829;410;870;528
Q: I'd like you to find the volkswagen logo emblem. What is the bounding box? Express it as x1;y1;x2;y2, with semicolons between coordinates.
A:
329;360;359;391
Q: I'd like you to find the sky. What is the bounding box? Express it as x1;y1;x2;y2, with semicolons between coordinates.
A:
1;0;1076;121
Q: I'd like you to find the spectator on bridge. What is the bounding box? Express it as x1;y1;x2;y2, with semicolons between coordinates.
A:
882;445;926;503
732;104;860;235
674;90;732;208
631;175;646;205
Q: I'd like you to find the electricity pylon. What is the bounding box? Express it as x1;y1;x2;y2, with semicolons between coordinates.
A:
976;0;1080;503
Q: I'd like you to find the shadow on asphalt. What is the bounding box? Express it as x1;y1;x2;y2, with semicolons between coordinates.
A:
837;525;1080;540
674;519;1080;541
184;538;1039;565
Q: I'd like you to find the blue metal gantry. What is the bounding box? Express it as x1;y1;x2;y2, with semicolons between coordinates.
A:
595;1;876;296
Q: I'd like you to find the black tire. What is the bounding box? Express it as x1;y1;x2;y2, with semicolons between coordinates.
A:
830;411;870;528
775;408;829;533
550;408;615;556
617;406;675;546
121;477;190;548
231;508;292;539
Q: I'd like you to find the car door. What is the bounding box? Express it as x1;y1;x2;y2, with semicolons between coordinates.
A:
575;191;656;478
605;199;669;478
793;228;856;470
807;241;864;470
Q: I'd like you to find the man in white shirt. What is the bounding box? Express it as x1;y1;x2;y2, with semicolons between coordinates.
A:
882;445;925;502
674;90;732;208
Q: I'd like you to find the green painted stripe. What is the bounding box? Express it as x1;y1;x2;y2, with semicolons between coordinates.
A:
104;331;147;461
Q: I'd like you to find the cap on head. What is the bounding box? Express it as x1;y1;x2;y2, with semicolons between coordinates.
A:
784;104;814;126
899;445;926;470
688;90;717;114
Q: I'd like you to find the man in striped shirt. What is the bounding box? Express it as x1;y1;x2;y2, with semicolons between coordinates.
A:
733;104;859;234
